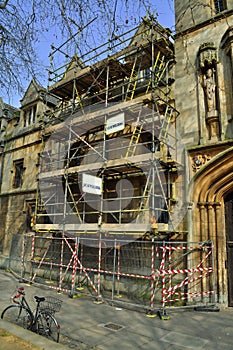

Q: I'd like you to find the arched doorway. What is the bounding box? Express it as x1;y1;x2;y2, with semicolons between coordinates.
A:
225;192;233;306
191;146;233;305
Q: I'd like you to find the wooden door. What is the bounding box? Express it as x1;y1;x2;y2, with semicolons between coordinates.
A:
225;193;233;306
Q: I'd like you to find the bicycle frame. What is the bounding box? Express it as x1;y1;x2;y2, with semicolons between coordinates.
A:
9;286;61;342
12;287;44;328
12;287;33;317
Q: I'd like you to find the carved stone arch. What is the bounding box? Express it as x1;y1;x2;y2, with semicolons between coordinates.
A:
216;179;233;203
190;146;233;304
221;26;233;57
192;146;233;202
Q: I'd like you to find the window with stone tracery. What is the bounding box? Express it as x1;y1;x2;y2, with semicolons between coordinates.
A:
214;0;226;13
23;104;37;127
221;27;233;137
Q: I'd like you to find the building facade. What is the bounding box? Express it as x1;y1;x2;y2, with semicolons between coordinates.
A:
0;1;233;306
174;0;233;305
0;80;58;253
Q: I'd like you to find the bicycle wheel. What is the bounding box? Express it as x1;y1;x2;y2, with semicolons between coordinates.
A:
36;311;60;342
1;305;33;329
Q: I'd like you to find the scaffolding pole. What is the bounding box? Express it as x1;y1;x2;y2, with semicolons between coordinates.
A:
21;235;216;315
32;18;188;313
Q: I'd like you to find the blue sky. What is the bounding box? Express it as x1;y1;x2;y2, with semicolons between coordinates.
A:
3;0;175;107
156;0;175;28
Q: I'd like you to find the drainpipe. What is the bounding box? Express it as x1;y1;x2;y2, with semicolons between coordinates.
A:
0;140;5;189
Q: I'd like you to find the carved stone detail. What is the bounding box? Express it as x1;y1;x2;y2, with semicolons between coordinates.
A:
199;42;218;68
198;43;220;140
191;153;211;172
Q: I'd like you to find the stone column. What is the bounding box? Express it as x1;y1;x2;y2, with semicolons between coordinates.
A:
199;203;208;242
215;202;227;303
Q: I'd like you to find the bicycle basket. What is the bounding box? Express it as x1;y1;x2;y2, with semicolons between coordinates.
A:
40;296;62;313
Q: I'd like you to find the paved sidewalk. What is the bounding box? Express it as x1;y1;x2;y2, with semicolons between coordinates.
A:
0;269;233;349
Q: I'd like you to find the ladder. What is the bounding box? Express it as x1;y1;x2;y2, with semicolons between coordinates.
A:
136;163;171;225
146;52;166;94
136;168;153;224
124;54;143;101
134;103;175;225
139;168;153;211
66;180;82;223
158;104;173;142
125;108;147;158
74;84;84;114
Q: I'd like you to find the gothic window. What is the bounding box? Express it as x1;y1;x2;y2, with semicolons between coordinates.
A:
13;159;24;188
23;105;37;127
214;0;226;13
221;28;233;136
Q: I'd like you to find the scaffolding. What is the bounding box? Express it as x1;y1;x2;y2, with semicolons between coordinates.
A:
22;16;208;312
34;16;184;239
20;234;215;313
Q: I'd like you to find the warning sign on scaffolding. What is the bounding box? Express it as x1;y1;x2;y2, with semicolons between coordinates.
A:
105;113;125;135
82;173;102;195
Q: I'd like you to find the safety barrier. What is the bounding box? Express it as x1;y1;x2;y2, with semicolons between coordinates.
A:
20;234;215;313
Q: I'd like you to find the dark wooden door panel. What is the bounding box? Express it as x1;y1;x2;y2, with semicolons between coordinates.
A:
227;244;233;306
225;193;233;306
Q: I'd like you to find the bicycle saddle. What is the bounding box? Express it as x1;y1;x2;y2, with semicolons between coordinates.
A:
34;296;45;302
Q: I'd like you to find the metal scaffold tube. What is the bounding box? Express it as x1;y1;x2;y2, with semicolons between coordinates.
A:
31;15;190;311
19;234;216;314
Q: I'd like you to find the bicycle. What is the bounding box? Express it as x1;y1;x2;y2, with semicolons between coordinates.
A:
1;286;62;343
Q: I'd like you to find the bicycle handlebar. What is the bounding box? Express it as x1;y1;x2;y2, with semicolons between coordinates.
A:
17;287;25;294
12;287;25;303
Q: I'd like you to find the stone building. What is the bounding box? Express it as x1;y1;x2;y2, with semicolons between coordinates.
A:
174;0;233;305
0;1;233;307
0;79;58;252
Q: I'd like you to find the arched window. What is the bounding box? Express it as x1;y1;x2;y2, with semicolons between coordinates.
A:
221;27;233;137
22;104;37;127
214;0;226;13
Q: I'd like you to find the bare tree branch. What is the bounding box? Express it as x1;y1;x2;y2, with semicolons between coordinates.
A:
0;0;9;9
0;0;168;103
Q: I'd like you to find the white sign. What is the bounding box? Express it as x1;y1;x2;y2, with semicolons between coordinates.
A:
106;113;125;135
82;174;102;195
